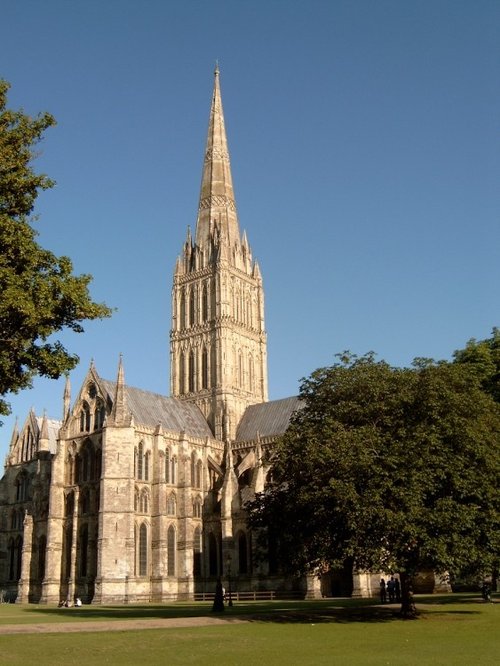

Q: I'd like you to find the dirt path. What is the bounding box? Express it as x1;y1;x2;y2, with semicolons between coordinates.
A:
0;615;248;634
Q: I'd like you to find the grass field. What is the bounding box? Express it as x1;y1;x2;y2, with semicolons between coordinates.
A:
0;594;497;665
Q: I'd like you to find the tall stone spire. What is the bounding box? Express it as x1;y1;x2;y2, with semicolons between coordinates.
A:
195;65;239;249
63;374;71;423
109;354;131;427
171;68;268;440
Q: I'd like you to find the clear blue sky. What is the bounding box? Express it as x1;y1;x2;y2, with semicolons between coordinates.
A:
1;0;499;460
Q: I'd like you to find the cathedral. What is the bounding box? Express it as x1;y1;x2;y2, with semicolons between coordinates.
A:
0;69;441;604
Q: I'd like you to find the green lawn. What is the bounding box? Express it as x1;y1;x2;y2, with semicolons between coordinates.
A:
0;595;497;665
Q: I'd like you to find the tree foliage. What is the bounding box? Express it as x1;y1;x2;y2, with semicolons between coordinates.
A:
249;353;500;616
453;328;500;403
0;80;111;417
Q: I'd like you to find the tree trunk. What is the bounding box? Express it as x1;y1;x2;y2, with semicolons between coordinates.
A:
399;571;417;619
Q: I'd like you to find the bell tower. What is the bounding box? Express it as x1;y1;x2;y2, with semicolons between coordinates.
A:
170;67;268;440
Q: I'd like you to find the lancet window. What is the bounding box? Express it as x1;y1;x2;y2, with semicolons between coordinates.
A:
189;287;196;326
165;448;170;483
202;346;209;389
166;493;176;515
238;349;243;388
80;488;90;515
179;352;185;394
135;442;149;481
38;535;46;581
15;473;29;501
167;525;176;576
8;536;23;581
248;355;254;392
196;459;203;489
140;488;149;513
180;290;186;329
94;399;106;430
79;525;89;577
65;491;75;517
202;283;208;321
193;497;202;518
138;523;148;576
80;402;91;432
165;450;177;484
193;526;202;576
188;350;195;392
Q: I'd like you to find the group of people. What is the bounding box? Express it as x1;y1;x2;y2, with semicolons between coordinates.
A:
380;576;400;603
58;597;82;608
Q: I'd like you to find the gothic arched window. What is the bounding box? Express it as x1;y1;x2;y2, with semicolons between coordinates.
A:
9;536;23;581
95;448;102;480
193;526;202;576
193;497;202;518
139;523;148;576
80;489;90;515
80;525;89;577
171;456;177;484
137;442;144;480
179;352;185;394
180;290;186;329
202;283;208;321
15;473;29;501
238;350;243;388
165;448;171;483
65;491;74;517
188;350;195;392
196;460;203;489
80;441;93;482
167;493;176;516
247;294;252;328
94;400;106;430
190;452;196;486
202;346;208;389
80;402;91;432
189;287;195;327
167;525;176;576
66;454;74;485
248;355;254;393
141;489;149;513
38;535;46;581
63;527;72;580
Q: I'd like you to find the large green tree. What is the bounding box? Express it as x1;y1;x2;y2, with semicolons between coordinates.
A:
249;353;500;617
453;328;500;403
0;79;111;417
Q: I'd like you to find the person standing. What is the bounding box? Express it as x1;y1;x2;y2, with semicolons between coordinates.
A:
394;577;401;603
379;578;387;603
387;576;395;602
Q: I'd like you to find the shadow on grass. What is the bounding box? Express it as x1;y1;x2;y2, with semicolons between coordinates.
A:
19;595;486;625
416;593;496;606
23;603;215;621
243;605;482;625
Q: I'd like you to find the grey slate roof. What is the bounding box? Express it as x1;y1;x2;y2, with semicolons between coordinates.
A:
235;396;303;443
100;380;213;440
